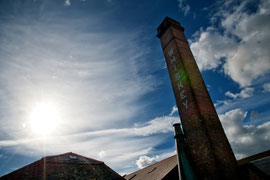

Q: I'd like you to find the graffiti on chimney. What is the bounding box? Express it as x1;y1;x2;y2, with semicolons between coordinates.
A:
167;47;188;110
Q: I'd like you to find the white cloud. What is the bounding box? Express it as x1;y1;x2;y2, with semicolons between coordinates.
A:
64;0;71;6
190;0;270;87
178;0;190;16
224;91;237;99
219;108;270;159
263;83;270;92
134;150;176;170
136;155;158;169
134;116;179;136
225;87;254;99
190;28;237;70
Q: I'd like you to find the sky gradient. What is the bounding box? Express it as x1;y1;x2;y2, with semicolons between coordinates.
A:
0;0;270;176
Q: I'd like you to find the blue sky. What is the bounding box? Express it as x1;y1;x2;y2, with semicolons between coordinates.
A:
0;0;270;176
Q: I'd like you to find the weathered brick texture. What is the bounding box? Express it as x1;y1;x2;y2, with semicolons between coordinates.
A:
157;17;238;179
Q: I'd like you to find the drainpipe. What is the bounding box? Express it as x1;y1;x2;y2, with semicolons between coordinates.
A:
173;123;197;180
174;123;184;180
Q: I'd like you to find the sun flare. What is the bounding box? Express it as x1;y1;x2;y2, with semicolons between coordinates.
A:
29;102;60;136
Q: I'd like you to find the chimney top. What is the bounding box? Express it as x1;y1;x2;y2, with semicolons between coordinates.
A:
157;17;184;38
173;123;181;127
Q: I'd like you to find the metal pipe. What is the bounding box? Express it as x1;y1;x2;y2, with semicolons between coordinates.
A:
174;123;184;180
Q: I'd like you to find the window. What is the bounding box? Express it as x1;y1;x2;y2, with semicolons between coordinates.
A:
69;155;77;159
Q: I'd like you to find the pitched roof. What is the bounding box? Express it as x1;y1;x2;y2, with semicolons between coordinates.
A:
251;156;270;177
1;152;124;180
124;155;177;180
238;149;270;177
125;150;270;180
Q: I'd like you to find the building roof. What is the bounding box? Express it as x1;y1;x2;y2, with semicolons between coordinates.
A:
125;149;270;180
124;155;177;180
44;152;103;164
238;150;270;177
0;152;124;180
251;156;270;177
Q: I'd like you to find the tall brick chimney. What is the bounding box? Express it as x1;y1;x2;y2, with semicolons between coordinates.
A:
157;17;238;179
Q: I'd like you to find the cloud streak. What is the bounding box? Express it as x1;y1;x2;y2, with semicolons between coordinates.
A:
0;113;178;173
178;0;190;16
0;8;166;174
225;87;254;99
0;14;157;136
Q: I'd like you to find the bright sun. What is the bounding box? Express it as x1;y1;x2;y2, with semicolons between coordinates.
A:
29;102;60;136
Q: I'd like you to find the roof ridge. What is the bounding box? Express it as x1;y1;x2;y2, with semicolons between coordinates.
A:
126;154;177;176
144;154;176;168
69;152;104;163
238;149;270;166
43;152;104;163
